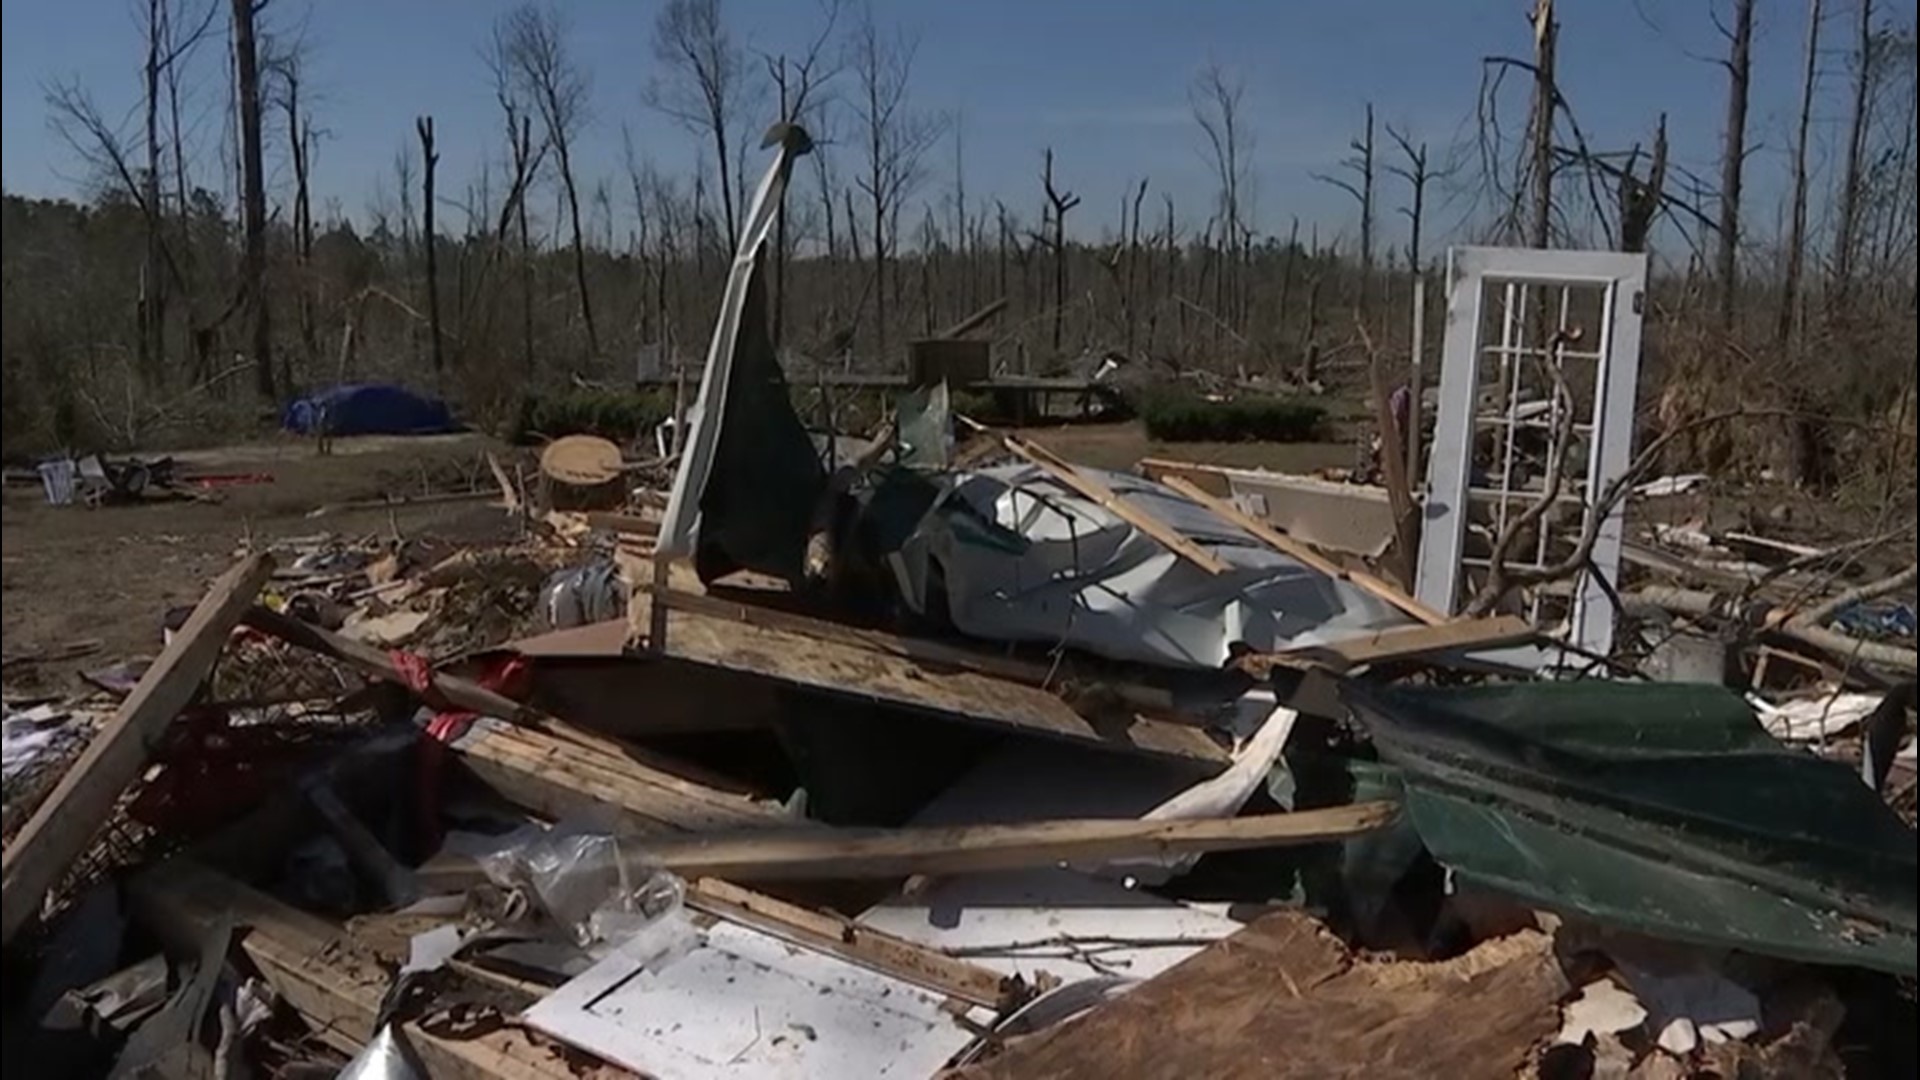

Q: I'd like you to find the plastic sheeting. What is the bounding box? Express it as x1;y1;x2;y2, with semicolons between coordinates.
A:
890;463;1411;669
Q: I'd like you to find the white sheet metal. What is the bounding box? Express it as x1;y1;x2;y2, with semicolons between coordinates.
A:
522;919;982;1080
895;464;1410;669
657;130;809;561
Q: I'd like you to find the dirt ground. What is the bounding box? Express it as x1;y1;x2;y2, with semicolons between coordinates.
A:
2;432;509;696
2;422;1360;699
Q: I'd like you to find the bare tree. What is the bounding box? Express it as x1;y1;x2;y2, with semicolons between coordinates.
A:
1779;0;1824;345
1315;104;1377;307
648;0;755;252
1617;115;1669;254
496;4;597;358
1036;148;1081;355
278;51;319;375
1714;0;1755;330
1190;63;1249;329
1385;123;1439;273
1833;0;1877;309
848;5;944;361
760;0;842;348
141;0;166;379
417;116;445;380
231;0;274;398
1528;0;1558;249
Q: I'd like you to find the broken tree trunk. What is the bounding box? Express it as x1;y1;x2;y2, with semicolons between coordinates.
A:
2;553;274;944
1630;583;1918;675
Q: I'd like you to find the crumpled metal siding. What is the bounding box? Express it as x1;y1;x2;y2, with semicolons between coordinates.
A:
892;463;1412;669
1346;680;1918;976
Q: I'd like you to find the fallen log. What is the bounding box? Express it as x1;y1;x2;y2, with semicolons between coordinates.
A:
1629;585;1918;675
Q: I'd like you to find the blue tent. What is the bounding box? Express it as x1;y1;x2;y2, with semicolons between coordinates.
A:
281;383;457;437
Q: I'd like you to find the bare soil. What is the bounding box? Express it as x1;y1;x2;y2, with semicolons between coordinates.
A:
2;433;508;697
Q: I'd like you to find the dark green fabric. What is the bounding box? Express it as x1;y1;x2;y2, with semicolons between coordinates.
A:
693;253;826;584
1345;680;1918;976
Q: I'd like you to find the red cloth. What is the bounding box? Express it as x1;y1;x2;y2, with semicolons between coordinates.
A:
408;652;532;851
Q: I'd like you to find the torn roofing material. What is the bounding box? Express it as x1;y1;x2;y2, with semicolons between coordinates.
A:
890;463;1412;670
1344;680;1919;976
657;125;823;585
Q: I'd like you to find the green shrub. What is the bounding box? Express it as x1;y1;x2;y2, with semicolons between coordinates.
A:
1135;391;1327;443
513;388;674;444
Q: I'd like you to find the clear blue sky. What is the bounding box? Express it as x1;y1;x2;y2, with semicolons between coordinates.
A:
3;0;1913;252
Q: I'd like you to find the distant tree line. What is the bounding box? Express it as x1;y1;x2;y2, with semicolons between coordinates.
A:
2;0;1913;495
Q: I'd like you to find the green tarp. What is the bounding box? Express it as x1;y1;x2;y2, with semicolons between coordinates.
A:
1345;681;1917;976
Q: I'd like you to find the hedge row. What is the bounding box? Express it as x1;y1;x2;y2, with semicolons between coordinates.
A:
513;388;674;444
1134;391;1327;443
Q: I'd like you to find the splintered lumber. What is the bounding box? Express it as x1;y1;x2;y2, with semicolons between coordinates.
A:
1157;473;1445;625
2;553;274;945
1003;434;1233;575
649;586;1177;714
242;605;530;720
686;879;1017;1009
127;858;602;1080
1273;615;1536;673
629;590;1226;764
453;718;788;834
640;804;1396;881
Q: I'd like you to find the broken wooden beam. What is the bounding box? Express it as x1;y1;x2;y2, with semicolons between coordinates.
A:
649;586;1178;714
2;553;275;945
452;718;789;834
643;804;1395;881
1277;615;1537;673
686;878;1018;1010
627;590;1227;764
1002;433;1232;575
1156;473;1445;625
241;605;531;720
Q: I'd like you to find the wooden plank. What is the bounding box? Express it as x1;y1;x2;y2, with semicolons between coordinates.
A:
627;591;1227;765
1003;434;1232;575
1138;457;1234;497
453;719;788;834
127;858;612;1080
651;587;1178;714
1157;473;1445;626
241;605;531;721
1273;615;1536;673
686;879;1016;1010
2;553;274;945
639;803;1396;881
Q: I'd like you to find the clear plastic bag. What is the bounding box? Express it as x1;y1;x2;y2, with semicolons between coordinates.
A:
474;824;685;950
